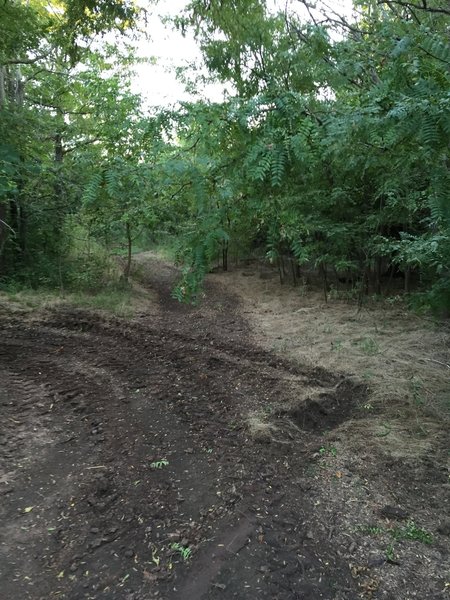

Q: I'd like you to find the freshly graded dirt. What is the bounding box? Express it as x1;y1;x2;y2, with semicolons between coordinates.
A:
0;255;448;600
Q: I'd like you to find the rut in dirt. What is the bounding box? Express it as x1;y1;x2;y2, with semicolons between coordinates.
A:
0;258;367;600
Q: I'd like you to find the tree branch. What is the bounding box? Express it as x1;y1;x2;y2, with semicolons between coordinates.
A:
63;138;101;155
2;53;49;66
379;0;450;16
29;98;92;115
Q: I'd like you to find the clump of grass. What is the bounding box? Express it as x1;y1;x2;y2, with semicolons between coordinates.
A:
69;288;133;317
247;413;278;443
391;521;433;545
409;376;425;407
357;521;433;545
171;543;192;561
357;524;384;536
359;336;380;355
150;459;169;469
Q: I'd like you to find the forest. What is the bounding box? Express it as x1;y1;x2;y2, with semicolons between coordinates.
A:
1;0;449;312
1;3;450;599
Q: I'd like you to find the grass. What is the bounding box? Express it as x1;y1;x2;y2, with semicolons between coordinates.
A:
359;336;380;355
357;524;384;536
0;286;134;318
357;521;433;545
70;289;133;317
171;543;192;562
319;445;337;457
150;459;169;469
391;521;433;545
409;376;426;407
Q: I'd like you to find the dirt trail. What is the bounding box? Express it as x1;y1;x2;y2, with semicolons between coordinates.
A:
0;255;448;600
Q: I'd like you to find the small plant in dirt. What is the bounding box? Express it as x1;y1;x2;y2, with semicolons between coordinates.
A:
263;404;275;416
361;370;374;382
359;337;379;355
357;524;384;536
391;521;433;545
331;339;343;352
385;544;396;562
375;422;392;438
409;376;425;406
171;543;192;561
150;459;169;469
359;400;374;411
319;445;337;457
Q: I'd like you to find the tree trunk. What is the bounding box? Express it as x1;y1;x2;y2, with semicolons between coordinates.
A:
0;204;10;265
124;222;132;280
319;263;328;303
375;257;382;295
404;267;410;293
222;240;228;271
277;255;284;284
290;257;298;286
0;67;6;109
54;130;64;208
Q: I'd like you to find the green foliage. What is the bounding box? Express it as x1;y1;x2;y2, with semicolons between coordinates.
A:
150;459;169;469
171;543;192;562
166;0;450;311
1;0;449;316
390;521;433;545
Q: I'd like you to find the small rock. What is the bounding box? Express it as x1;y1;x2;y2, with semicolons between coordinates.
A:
69;563;78;573
125;549;134;558
349;541;357;554
438;520;450;536
282;564;299;576
368;554;385;568
212;583;226;590
90;527;99;534
306;530;314;540
379;505;409;521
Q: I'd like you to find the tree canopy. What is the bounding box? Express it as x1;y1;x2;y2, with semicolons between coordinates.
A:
1;0;449;313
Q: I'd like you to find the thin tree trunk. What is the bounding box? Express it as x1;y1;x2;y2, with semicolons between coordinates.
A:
404;267;410;293
222;240;228;271
0;205;10;264
124;222;132;280
290;257;298;286
0;67;6;109
319;263;328;303
277;255;284;284
375;257;382;295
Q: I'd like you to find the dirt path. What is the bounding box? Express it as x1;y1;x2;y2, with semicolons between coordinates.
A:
0;255;448;600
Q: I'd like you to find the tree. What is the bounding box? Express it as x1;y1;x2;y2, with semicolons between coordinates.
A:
167;0;449;311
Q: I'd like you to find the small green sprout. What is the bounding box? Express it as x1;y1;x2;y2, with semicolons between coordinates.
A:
150;459;169;469
171;543;192;561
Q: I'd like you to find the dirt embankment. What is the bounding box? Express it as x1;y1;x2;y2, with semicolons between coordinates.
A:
0;254;448;600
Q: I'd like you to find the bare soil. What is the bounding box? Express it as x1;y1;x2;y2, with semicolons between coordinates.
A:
0;254;448;600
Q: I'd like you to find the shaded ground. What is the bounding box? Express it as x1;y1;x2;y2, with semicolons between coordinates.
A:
0;254;448;600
